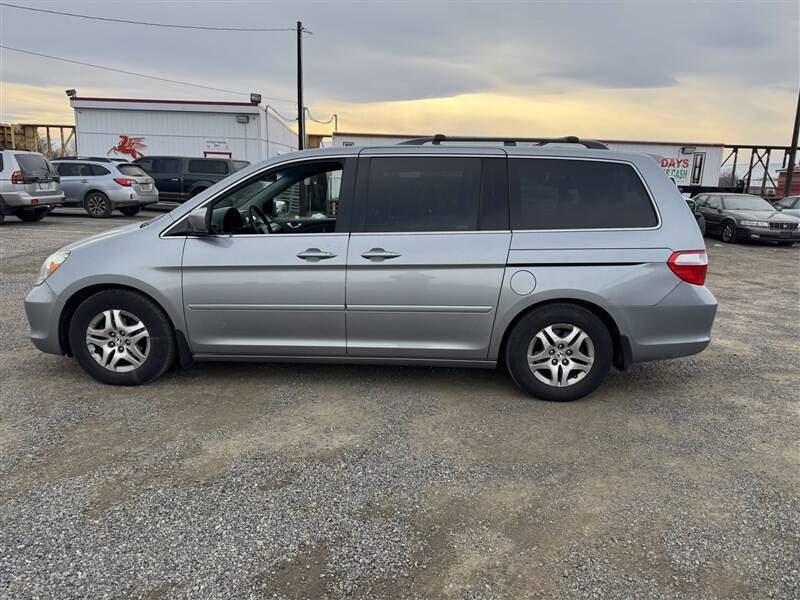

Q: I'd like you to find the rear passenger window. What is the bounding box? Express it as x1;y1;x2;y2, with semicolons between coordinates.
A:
510;159;658;230
365;157;480;232
90;165;111;176
57;163;80;176
188;159;228;175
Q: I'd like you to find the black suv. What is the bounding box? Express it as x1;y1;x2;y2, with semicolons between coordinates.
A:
132;156;250;204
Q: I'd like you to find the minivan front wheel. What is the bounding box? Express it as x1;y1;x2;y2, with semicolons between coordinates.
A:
69;289;176;385
505;304;612;402
84;192;112;218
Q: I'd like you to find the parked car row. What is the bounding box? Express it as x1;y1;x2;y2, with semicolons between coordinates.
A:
687;192;800;245
1;151;252;222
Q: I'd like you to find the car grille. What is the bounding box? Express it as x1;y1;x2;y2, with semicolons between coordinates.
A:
769;222;798;230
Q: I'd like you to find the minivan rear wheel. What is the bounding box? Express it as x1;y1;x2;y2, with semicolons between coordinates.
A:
505;304;613;402
69;289;176;385
84;192;112;218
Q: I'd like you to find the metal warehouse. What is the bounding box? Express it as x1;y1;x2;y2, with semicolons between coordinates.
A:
331;132;724;187
70;97;297;163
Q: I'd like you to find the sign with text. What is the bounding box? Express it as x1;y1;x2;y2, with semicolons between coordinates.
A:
660;157;691;185
205;138;230;152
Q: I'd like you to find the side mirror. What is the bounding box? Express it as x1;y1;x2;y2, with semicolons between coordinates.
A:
273;199;288;216
775;205;783;211
186;206;209;234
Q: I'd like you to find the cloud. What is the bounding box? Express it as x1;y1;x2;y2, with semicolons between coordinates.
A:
0;1;797;144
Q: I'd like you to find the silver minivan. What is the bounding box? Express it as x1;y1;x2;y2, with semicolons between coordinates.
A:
52;158;158;217
25;137;717;401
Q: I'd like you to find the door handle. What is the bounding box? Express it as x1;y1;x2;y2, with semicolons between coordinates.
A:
170;178;179;182
80;179;88;183
297;248;337;261
361;248;402;261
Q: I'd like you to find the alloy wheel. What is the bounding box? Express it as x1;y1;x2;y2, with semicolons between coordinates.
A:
86;194;108;216
85;309;150;372
722;222;735;243
526;323;595;387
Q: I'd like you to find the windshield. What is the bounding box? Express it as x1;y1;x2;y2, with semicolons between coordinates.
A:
722;195;774;211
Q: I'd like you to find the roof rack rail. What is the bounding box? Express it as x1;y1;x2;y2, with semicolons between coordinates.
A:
53;156;113;162
398;134;608;150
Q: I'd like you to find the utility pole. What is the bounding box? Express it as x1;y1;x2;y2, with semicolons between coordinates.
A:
784;89;800;198
296;20;305;150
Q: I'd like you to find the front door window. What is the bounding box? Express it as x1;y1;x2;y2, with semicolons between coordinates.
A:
210;162;343;235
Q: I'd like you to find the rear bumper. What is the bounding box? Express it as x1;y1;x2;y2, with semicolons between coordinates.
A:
1;190;65;211
24;281;65;355
623;282;718;363
104;187;158;208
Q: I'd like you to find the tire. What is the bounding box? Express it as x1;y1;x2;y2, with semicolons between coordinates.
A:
721;220;737;243
16;209;48;222
189;187;207;198
68;289;176;385
695;213;706;236
84;191;112;218
505;303;613;402
119;206;141;216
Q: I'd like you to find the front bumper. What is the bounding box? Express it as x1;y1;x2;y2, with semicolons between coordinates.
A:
737;225;800;242
24;282;66;355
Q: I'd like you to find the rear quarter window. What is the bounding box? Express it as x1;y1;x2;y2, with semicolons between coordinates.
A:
117;164;148;177
188;159;229;175
509;158;658;230
90;165;111;176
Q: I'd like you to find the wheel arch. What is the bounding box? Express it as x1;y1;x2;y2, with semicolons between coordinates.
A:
82;189;110;203
58;283;191;366
495;297;626;371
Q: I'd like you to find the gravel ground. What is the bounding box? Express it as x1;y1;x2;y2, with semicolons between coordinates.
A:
1;209;798;599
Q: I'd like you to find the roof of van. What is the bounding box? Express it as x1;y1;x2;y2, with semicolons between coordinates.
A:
288;144;654;164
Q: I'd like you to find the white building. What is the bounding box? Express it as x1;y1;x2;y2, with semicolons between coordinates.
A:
71;96;297;163
331;132;724;187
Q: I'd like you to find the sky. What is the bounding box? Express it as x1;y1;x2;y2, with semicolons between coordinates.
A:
0;0;798;145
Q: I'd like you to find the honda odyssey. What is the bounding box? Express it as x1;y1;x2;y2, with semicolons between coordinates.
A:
25;136;717;401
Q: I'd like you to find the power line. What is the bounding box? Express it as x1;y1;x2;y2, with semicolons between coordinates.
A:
0;2;296;32
0;45;297;105
266;105;298;122
305;108;336;125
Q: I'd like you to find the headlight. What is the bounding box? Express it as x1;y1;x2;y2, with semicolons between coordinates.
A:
739;220;769;227
35;250;70;286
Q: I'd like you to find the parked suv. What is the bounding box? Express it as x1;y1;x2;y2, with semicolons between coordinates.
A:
692;192;800;245
52;159;158;217
0;150;64;223
25;136;718;401
132;156;246;205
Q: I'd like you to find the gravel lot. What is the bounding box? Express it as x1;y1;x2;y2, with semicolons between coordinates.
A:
1;209;798;599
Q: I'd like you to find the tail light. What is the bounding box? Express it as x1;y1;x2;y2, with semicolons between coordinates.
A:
667;250;708;285
11;171;25;184
114;177;135;187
